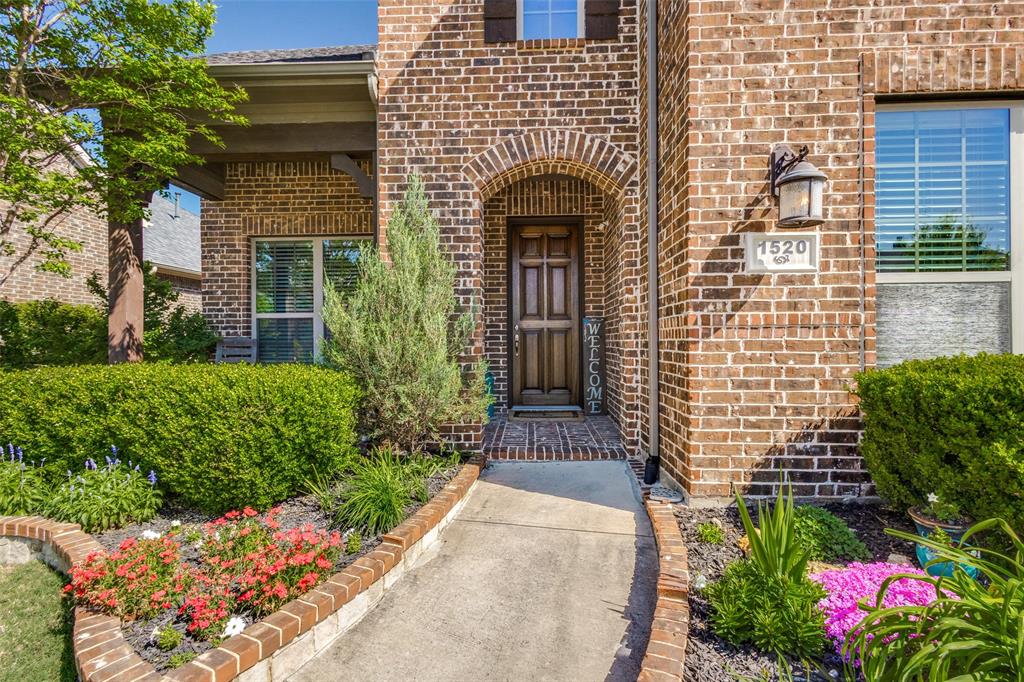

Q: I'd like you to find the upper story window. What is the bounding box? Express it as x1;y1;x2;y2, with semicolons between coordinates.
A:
874;103;1023;367
252;237;368;363
519;0;584;40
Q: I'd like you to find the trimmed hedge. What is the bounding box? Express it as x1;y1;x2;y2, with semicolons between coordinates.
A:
854;354;1024;531
0;299;107;368
0;364;360;513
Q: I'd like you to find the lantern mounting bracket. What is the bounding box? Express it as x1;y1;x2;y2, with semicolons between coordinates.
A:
769;144;810;197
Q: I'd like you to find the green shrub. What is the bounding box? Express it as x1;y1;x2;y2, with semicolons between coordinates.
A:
0;448;48;515
707;559;827;660
323;175;490;452
848;517;1024;679
854;353;1024;531
0;299;106;368
793;505;870;563
157;627;183;652
167;652;195;669
0;364;359;513
696;521;725;545
345;531;361;554
46;456;162;533
338;447;412;534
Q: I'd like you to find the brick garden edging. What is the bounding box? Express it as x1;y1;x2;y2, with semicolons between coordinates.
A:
0;457;483;682
637;499;689;682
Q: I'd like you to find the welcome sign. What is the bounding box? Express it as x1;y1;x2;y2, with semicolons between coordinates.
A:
583;317;606;415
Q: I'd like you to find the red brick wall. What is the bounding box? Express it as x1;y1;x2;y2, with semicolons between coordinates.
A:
648;0;1024;499
377;0;644;450
0;163;107;305
200;159;373;338
156;273;203;314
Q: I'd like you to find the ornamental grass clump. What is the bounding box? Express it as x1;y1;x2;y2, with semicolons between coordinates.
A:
47;450;162;533
338;447;412;535
706;485;828;659
845;518;1023;680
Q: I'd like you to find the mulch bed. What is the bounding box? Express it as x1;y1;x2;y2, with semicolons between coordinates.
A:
92;464;461;672
675;502;916;682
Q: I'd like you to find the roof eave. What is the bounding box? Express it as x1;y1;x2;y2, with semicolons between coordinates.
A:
207;60;375;79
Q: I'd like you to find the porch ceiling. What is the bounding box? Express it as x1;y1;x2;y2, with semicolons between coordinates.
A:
175;56;377;200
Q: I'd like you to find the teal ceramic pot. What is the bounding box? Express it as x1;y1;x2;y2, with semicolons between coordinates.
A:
908;506;979;579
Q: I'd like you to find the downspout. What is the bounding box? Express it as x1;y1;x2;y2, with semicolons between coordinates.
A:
643;0;661;485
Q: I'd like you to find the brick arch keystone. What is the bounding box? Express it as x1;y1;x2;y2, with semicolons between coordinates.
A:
463;130;637;200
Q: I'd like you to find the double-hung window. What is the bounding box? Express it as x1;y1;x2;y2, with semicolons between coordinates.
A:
519;0;584;40
252;237;368;363
875;103;1024;366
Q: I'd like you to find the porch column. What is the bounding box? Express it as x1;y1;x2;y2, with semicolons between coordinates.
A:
107;191;151;363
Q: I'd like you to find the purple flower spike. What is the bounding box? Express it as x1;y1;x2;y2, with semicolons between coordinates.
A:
85;458;96;471
16;447;23;463
148;470;157;486
110;445;118;456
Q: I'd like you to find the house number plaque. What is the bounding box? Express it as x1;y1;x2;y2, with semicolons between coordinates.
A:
583;317;605;416
743;232;819;273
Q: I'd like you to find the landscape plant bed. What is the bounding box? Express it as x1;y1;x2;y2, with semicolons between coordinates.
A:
79;463;461;672
676;502;916;682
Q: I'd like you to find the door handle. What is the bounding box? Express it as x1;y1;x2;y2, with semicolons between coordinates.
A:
514;324;520;357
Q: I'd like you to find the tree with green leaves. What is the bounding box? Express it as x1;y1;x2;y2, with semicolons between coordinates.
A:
323;176;491;453
0;0;245;358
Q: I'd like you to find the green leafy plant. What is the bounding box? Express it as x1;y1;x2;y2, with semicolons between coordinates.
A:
167;652;196;669
706;559;827;660
87;265;218;363
346;531;362;555
0;363;359;513
738;485;811;582
338;447;412;535
920;492;963;523
157;627;183;652
696;521;725;545
854;353;1024;535
793;505;870;563
846;517;1024;679
0;446;48;515
46;454;162;533
323;175;491;452
0;299;107;368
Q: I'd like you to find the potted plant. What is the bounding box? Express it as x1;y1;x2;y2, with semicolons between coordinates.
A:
908;493;978;578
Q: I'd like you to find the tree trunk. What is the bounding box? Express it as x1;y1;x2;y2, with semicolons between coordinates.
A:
107;193;150;363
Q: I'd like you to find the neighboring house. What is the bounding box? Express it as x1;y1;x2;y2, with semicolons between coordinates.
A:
0;154;108;305
173;1;1024;501
145;193;203;313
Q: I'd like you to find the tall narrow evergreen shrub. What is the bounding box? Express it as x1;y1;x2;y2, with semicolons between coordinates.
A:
322;175;490;452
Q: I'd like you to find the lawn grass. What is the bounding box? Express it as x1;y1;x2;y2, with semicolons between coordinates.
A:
0;560;76;682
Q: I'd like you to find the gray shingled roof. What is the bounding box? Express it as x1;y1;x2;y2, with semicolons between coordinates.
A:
204;44;375;65
145;194;201;275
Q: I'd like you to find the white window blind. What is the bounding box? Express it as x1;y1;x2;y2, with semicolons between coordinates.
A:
253;237;369;363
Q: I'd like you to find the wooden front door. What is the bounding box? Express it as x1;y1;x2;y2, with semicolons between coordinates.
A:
510;223;581;407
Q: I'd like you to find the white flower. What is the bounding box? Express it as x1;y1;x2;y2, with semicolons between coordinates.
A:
149;625;161;643
927;492;940;504
692;572;708;591
140;530;161;540
222;616;246;638
169;520;182;528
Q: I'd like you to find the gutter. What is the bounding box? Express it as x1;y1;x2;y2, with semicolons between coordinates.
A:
206;61;375;80
643;0;661;485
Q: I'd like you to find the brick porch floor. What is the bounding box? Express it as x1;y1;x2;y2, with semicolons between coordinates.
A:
482;415;629;461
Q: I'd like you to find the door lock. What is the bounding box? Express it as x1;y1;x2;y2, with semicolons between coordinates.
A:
513;323;520;357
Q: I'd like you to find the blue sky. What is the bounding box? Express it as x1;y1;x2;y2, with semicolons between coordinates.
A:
171;0;378;213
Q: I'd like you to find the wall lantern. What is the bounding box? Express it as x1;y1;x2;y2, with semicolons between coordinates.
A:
769;144;827;228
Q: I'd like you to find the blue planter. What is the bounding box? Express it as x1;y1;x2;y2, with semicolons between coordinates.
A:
908;507;979;579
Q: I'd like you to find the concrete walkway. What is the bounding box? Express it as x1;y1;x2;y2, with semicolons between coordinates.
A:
291;461;657;682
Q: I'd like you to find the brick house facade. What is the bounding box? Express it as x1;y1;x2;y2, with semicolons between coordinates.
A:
190;1;1024;501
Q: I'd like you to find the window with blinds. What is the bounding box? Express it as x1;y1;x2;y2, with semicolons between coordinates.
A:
876;108;1010;273
875;103;1022;367
253;237;370;363
520;0;583;40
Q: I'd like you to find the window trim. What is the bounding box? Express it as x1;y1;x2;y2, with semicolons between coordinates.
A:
875;100;1024;353
251;235;370;362
517;0;586;40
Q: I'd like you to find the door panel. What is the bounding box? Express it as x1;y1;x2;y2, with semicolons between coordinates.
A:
510;223;580;407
